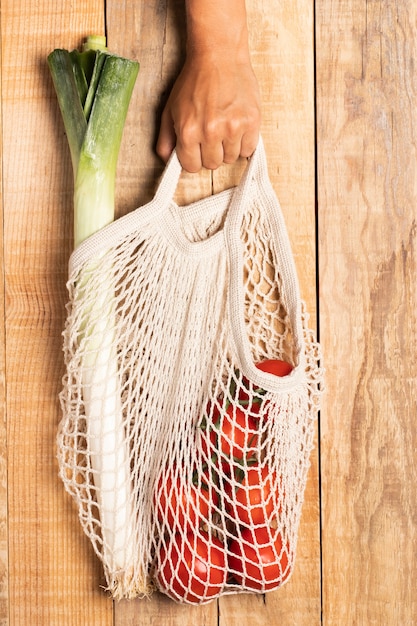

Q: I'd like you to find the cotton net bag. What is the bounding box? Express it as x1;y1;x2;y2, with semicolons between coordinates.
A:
57;136;323;602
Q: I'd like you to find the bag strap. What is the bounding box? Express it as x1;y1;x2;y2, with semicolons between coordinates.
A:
152;148;183;206
147;140;308;390
224;138;307;390
153;137;264;208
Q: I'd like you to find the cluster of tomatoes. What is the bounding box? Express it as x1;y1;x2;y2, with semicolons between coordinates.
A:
153;359;293;604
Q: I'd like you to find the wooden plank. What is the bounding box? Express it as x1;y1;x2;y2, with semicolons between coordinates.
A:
108;0;319;624
2;0;319;623
107;1;214;624
5;0;417;623
317;0;417;623
0;11;8;624
214;1;320;624
2;1;114;623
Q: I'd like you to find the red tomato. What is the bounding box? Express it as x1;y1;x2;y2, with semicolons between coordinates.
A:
155;466;216;532
239;359;294;416
228;527;290;591
226;465;280;527
202;403;259;469
219;404;259;461
156;532;226;603
256;359;294;377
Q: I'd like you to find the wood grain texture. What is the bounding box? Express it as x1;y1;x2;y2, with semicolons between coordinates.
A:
6;0;416;623
2;1;113;624
214;1;320;624
0;0;417;626
107;9;214;622
316;0;417;623
0;10;8;625
0;0;320;623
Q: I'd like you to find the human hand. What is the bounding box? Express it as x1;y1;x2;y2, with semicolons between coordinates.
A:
156;0;260;173
156;53;261;173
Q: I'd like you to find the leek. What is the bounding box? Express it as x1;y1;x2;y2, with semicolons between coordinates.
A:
49;36;142;597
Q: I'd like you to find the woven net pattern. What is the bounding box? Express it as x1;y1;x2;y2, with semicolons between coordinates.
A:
58;140;323;602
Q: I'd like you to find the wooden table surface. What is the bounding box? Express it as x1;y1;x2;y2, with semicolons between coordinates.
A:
1;0;416;624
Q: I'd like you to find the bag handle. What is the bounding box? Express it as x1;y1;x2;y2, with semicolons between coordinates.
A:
153;139;307;390
223;139;307;389
152;137;265;206
152;148;183;205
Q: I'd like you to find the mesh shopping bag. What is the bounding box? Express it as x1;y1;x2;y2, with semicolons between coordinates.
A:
58;137;323;601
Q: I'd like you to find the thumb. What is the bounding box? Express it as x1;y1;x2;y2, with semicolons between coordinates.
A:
156;107;177;162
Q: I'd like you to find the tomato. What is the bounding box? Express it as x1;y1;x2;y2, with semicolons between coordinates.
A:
218;404;259;461
228;526;290;591
226;465;280;527
201;403;259;469
156;531;226;603
239;359;294;416
256;359;294;377
155;466;217;532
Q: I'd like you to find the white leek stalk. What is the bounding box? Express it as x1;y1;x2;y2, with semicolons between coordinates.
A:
48;36;143;597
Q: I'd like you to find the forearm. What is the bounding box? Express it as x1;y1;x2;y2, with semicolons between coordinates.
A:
185;0;250;61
